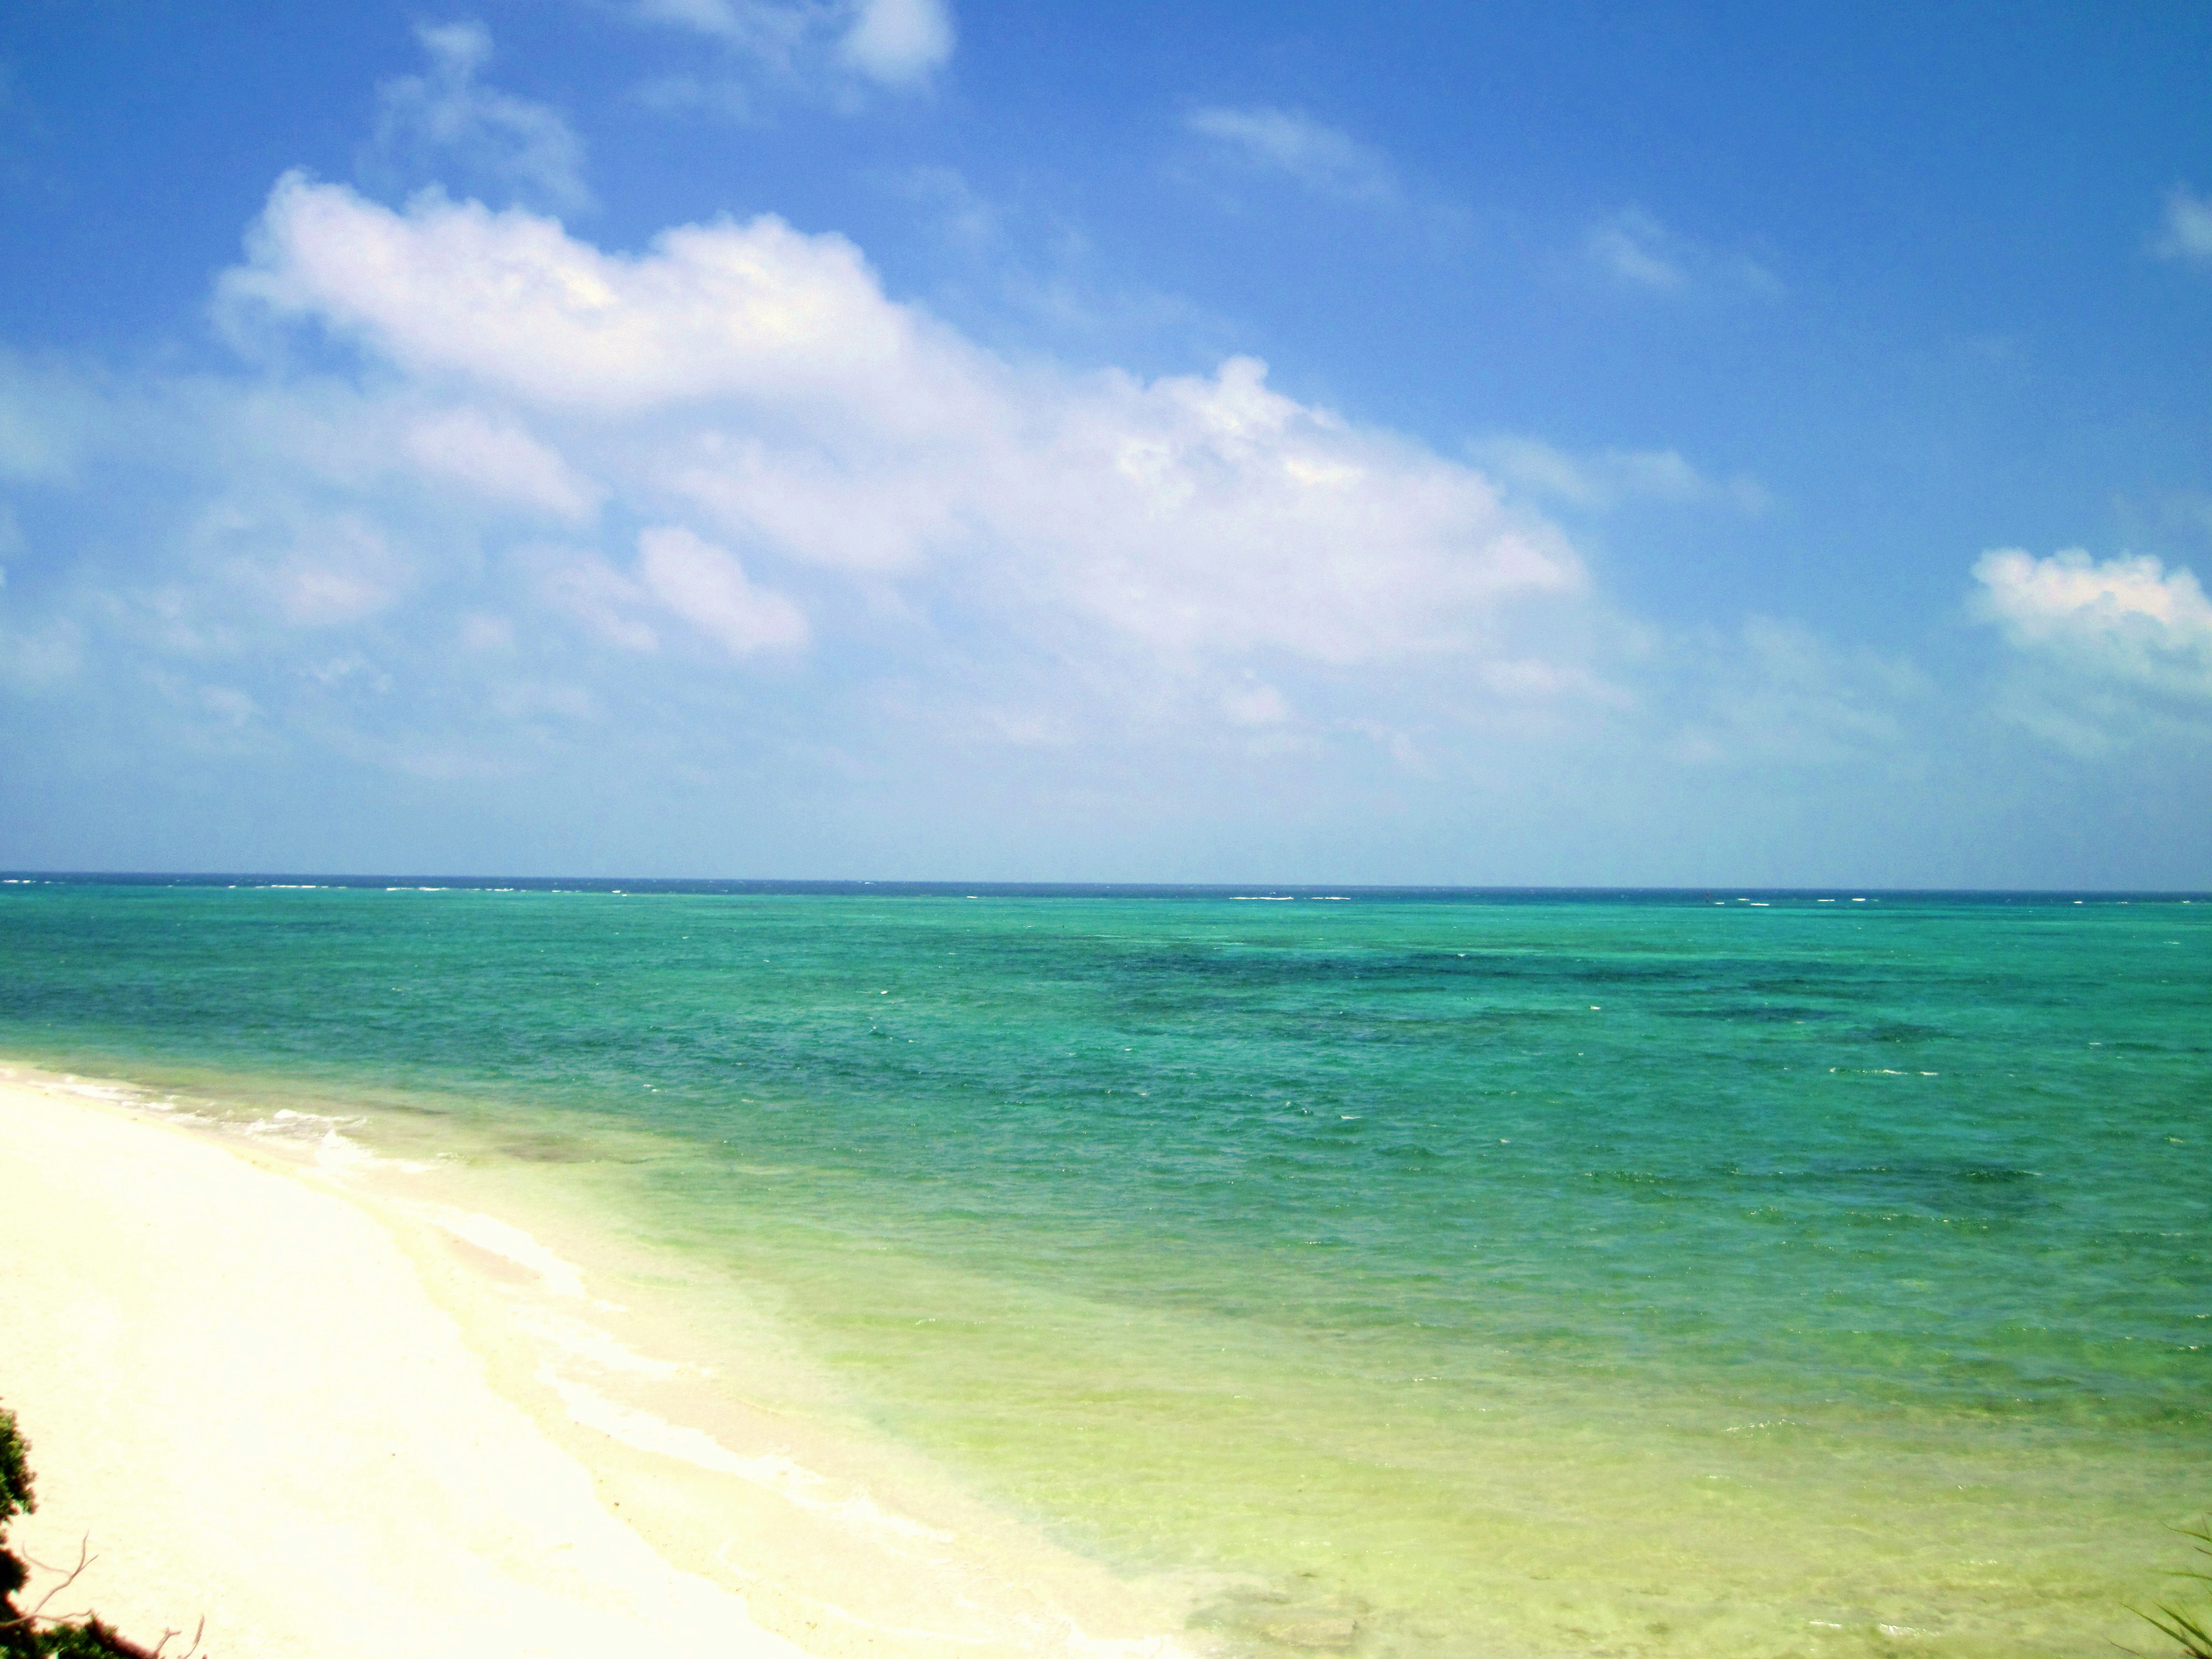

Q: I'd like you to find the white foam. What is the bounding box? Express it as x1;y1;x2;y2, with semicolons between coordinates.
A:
544;1373;951;1543
237;1106;421;1172
54;1078;147;1105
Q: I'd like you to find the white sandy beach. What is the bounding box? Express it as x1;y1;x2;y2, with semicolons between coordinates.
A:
0;1073;1190;1659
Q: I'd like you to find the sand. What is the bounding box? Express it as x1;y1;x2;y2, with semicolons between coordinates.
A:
0;1070;1199;1659
0;1073;824;1658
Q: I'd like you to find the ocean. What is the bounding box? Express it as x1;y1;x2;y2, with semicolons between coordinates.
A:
2;877;2206;1659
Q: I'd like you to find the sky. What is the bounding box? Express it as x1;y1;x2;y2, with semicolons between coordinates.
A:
2;0;2209;885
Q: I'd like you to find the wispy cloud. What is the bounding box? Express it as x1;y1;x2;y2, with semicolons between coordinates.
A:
1584;207;1780;300
887;164;1001;245
1186;106;1396;204
2154;184;2212;267
630;0;808;59
1668;617;1926;768
837;0;954;86
362;23;593;216
401;407;602;521
1474;436;1768;515
627;0;953;102
1587;207;1684;291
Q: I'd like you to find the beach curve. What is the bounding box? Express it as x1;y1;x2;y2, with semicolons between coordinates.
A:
0;1072;1193;1659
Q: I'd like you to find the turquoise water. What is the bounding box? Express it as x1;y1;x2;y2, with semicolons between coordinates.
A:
3;878;2208;1658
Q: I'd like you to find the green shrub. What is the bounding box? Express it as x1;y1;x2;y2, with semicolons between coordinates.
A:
0;1406;179;1659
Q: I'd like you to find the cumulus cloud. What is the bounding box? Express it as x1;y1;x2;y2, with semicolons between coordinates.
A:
221;173;926;415
217;175;1584;667
7;163;2013;882
1973;547;2212;701
363;23;593;215
2156;184;2212;266
1186;107;1396;204
1584;207;1780;299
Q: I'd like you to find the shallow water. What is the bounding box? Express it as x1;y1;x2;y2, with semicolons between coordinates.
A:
3;878;2208;1658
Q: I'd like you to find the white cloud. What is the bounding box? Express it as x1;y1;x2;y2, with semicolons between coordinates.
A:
220;176;1586;668
1186;107;1395;204
1221;680;1290;727
1973;547;2212;701
458;611;515;652
0;613;82;692
0;346;99;482
528;546;661;651
364;22;592;215
402;407;601;520
891;164;999;244
515;530;805;658
626;0;952;96
837;0;954;86
1588;208;1683;291
223;173;924;416
2156;184;2212;266
11;169;2024;881
630;0;776;41
1584;207;1780;299
229;513;407;629
637;525;808;654
1474;436;1767;514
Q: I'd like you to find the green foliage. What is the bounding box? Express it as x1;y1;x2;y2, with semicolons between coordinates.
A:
1;1406;39;1659
25;1620;156;1658
0;1410;32;1529
0;1407;170;1659
21;1625;114;1659
2138;1519;2212;1659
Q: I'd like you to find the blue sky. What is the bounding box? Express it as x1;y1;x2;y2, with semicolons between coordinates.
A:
2;1;2209;884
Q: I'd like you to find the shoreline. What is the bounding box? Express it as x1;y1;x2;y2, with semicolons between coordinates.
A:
0;1066;1199;1659
3;872;2200;1659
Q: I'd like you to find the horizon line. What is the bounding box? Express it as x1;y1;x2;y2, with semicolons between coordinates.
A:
3;871;2208;899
